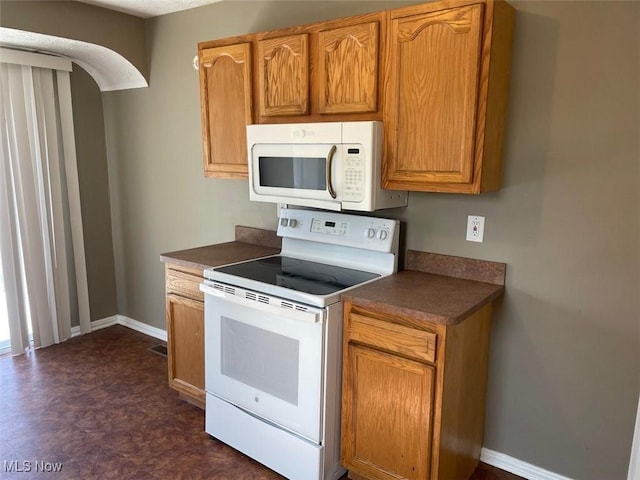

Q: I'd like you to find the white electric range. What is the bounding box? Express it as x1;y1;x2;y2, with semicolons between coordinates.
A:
200;207;400;480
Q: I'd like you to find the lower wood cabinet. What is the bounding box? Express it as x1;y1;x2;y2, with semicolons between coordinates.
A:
343;344;435;480
341;300;493;480
165;264;205;408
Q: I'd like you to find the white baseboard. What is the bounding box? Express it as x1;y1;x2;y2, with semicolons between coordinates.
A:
70;315;118;337
71;315;166;342
91;315;120;331
628;396;640;480
481;448;574;480
116;315;166;342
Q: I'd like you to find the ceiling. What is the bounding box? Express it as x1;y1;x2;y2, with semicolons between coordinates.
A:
76;0;225;18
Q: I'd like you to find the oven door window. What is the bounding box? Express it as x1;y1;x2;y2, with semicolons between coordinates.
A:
205;292;325;443
221;316;300;405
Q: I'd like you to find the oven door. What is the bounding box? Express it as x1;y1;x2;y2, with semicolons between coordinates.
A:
202;281;325;443
249;143;344;209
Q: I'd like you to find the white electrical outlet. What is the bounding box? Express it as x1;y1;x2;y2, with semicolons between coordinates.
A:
466;215;485;242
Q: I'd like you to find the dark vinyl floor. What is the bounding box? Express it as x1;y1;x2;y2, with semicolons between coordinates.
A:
0;326;523;480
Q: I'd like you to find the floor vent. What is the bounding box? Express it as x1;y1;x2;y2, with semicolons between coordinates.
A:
148;344;167;357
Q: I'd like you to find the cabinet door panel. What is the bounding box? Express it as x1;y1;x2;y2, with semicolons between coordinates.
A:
385;4;483;187
258;34;309;116
317;22;379;114
342;343;434;480
199;43;252;178
166;294;205;402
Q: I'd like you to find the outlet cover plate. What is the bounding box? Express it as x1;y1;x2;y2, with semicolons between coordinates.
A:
466;215;485;242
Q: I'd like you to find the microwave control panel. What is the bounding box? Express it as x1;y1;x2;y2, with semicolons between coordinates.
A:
343;146;365;202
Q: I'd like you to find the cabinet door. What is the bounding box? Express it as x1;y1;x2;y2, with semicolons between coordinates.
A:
342;343;434;480
199;43;253;178
166;294;205;404
384;4;484;189
317;21;379;114
258;34;309;117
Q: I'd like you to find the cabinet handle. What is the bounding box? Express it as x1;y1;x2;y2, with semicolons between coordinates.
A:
326;145;337;199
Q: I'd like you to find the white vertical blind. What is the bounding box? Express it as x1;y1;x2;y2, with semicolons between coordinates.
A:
0;49;90;354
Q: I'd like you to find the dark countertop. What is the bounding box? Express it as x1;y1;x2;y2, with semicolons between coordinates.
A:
160;226;281;271
343;249;506;326
161;229;506;326
342;270;504;326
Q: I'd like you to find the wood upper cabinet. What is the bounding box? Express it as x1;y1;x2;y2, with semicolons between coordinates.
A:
196;0;513;184
165;264;205;408
258;34;309;117
316;21;379;114
341;300;494;480
383;0;515;193
387;5;483;186
199;43;253;178
256;14;383;123
198;15;382;178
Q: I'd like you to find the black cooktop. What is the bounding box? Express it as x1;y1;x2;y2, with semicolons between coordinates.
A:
214;255;380;296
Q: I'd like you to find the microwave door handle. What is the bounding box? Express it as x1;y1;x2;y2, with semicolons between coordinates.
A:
326;145;337;199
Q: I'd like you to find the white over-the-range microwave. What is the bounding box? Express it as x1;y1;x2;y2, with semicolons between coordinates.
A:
247;121;408;212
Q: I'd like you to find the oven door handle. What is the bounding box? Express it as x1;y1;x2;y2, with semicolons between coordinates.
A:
326;145;337;199
201;282;325;324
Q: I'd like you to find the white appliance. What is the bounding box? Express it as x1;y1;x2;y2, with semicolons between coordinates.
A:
247;121;408;212
201;208;400;480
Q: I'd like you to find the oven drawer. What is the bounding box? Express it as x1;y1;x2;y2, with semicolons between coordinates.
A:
166;265;204;302
347;312;436;364
206;393;323;480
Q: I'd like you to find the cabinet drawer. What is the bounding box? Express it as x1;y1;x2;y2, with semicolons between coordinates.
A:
166;268;204;302
347;312;436;363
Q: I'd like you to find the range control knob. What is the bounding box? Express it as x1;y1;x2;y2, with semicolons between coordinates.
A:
378;230;388;240
366;228;376;239
289;219;298;228
280;218;289;227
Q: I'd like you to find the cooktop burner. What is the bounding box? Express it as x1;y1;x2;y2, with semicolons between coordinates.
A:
213;255;380;296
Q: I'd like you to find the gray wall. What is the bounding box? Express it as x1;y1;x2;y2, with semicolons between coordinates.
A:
401;2;639;478
103;2;639;478
6;0;639;479
70;67;118;321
